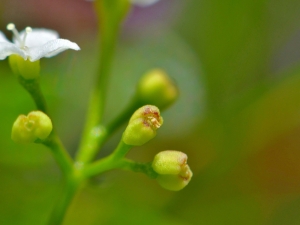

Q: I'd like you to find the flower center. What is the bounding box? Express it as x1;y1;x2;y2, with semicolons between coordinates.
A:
6;23;32;49
24;120;35;132
142;106;162;129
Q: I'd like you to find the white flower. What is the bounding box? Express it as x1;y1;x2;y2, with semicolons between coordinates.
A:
0;23;80;62
130;0;160;7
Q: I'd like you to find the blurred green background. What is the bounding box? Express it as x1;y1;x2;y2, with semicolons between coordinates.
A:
1;0;300;224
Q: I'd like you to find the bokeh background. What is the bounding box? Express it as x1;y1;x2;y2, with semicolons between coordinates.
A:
1;0;300;224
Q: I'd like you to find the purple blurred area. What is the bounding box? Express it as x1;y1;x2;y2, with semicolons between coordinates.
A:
1;0;180;38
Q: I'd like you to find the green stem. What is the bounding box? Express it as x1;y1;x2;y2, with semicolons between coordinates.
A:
75;0;129;164
121;160;158;179
46;171;83;225
83;20;117;130
83;140;132;178
18;76;48;113
105;97;140;135
43;132;73;177
84;156;158;179
75;97;140;163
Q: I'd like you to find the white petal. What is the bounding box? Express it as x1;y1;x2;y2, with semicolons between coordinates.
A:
16;28;59;48
26;39;80;61
0;31;10;43
130;0;160;7
0;42;27;60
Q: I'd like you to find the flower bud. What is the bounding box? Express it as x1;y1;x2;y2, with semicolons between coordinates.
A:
11;111;53;144
152;150;193;191
136;69;178;109
9;55;40;80
122;105;163;146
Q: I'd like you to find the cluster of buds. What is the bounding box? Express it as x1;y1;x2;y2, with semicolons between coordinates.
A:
4;20;192;192
122;105;163;146
152;150;193;191
122;105;193;191
11;111;53;144
122;70;192;190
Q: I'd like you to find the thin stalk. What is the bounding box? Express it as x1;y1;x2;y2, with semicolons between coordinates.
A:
75;97;140;164
76;0;130;164
121;160;158;179
18;76;48;113
105;97;140;135
83;141;132;178
46;172;82;225
43;132;73;176
75;29;117;163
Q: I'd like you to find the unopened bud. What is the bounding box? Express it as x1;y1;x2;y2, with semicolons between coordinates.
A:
9;55;40;80
152;150;193;191
122;105;163;146
11;111;53;144
136;69;178;109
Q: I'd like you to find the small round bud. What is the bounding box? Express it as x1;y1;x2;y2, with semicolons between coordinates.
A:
11;111;53;144
136;69;178;109
152;150;188;175
122;105;163;146
9;55;40;80
152;150;193;191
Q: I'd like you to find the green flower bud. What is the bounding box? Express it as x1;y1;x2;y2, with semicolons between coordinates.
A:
152;150;193;191
152;150;188;175
11;111;53;144
9;55;40;80
122;105;163;146
136;69;178;109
